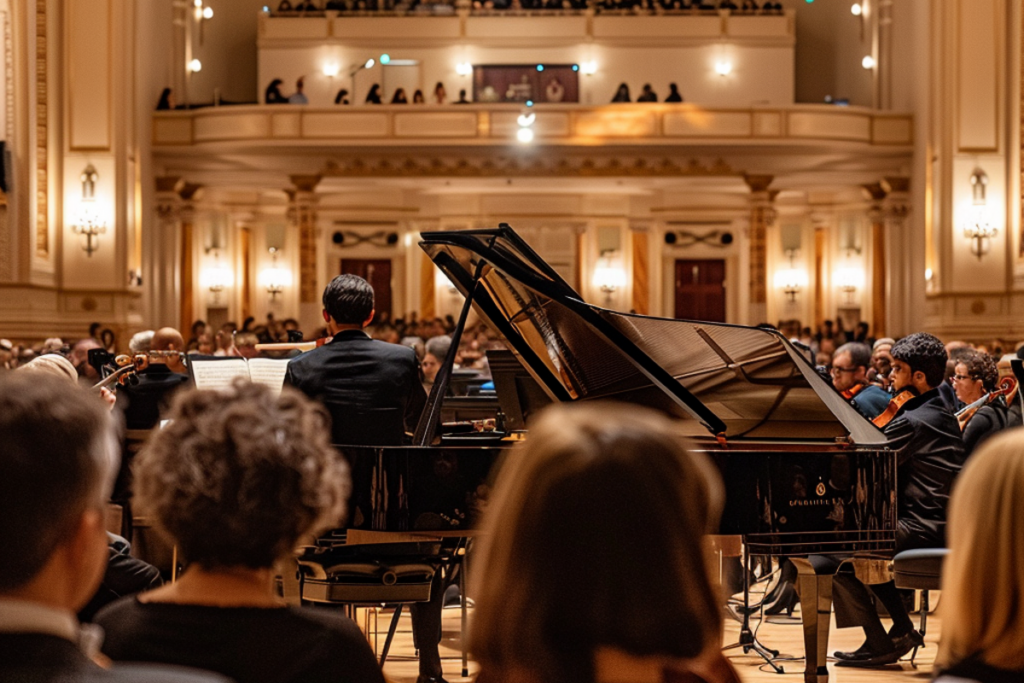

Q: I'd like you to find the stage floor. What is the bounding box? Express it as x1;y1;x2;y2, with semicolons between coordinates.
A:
377;597;940;682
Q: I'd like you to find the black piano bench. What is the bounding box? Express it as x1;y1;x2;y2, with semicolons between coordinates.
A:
891;548;948;647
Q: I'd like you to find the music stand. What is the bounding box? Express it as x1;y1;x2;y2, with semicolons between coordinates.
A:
722;542;784;674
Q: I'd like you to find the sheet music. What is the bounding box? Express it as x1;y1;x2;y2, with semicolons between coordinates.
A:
190;358;251;391
246;358;290;395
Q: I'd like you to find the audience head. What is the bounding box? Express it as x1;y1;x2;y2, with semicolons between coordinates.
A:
939;429;1024;672
322;274;375;329
0;373;115;609
233;332;259;359
890;332;947;393
69;338;102;380
136;381;349;571
129;329;155;354
195;333;215;355
18;353;78;384
831;342;872;392
470;402;724;683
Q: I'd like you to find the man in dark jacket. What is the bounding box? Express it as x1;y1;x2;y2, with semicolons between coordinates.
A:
285;274;447;683
284;274;426;445
0;373;224;683
814;333;965;667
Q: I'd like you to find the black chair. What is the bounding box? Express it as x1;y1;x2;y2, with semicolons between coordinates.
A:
891;547;948;660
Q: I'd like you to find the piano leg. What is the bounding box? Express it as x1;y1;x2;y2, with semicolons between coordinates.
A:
790;557;832;683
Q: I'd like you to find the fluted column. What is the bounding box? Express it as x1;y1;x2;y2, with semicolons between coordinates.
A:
177;184;202;337
863;183;888;339
287;175;321;334
744;174;776;325
152;177;184;329
630;224;650;315
882;177;911;337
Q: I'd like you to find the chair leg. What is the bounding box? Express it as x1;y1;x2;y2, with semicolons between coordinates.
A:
379;604;404;668
919;590;929;638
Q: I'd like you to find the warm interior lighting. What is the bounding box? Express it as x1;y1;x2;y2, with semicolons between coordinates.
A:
259;247;292;300
188;58;202;73
964;168;997;260
71;165;107;257
851;3;862;15
516;127;534;143
322;62;340;78
580;60;598;76
456;62;473;76
593;252;626;306
861;55;876;69
202;6;214;19
835;267;864;304
715;60;733;76
773;269;808;302
202;266;233;293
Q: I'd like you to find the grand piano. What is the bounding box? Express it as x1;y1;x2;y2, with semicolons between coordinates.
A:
337;224;897;683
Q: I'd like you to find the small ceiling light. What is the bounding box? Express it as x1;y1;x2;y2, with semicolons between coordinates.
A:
188;58;202;73
862;55;876;69
851;3;862;15
715;60;733;76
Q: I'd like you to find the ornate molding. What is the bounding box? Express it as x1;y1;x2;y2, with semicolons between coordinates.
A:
320;156;738;178
34;0;48;258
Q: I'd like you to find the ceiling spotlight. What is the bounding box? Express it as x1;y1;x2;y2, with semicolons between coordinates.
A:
187;58;202;73
861;55;876;69
851;3;862;15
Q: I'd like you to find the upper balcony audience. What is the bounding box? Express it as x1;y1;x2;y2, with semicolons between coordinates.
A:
95;381;385;683
469;402;739;683
0;373;226;683
935;429;1024;683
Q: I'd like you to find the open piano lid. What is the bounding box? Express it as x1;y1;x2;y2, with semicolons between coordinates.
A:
420;225;887;446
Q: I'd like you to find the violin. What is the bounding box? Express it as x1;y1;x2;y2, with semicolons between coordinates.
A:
871;388;918;429
92;354;149;392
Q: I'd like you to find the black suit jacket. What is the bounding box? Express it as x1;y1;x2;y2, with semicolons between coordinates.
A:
883;388;965;550
283;330;427;446
0;633;227;683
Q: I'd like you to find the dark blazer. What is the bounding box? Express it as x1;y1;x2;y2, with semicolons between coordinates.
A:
283;330;427;446
883;388;965;550
0;632;227;683
962;396;1014;458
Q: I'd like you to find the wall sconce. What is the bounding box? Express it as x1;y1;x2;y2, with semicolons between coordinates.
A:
259;247;293;301
835;267;864;305
773;250;807;303
516;109;536;144
715;60;733;77
580;60;598;76
322;62;340;78
71;165;107;257
964;168;997;260
592;250;626;306
456;62;473;77
201;251;233;304
193;0;214;44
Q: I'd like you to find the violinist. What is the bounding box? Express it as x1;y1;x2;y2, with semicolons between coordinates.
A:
954;350;1014;458
813;333;965;668
831;342;890;419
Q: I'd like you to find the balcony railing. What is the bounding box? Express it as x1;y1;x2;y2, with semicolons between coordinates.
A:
152;103;912;149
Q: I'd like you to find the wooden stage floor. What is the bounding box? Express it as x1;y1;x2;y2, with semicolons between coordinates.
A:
377;600;940;683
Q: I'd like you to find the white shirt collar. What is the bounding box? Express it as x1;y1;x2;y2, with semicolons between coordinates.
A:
0;598;103;657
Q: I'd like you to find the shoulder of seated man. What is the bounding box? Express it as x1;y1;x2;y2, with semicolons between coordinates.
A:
101;662;234;683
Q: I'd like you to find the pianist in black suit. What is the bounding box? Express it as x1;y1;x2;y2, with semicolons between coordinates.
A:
284;274;426;446
814;332;965;668
0;373;224;683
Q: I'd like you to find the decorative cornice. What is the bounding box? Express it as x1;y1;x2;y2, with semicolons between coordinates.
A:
320;156;739;178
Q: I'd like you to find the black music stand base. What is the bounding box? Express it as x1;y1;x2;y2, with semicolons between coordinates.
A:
722;550;783;674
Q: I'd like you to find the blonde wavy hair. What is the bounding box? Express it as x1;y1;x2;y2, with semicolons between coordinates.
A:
136;380;349;569
468;402;725;683
938;427;1024;672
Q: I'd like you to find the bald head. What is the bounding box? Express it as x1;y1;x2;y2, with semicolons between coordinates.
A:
151;327;184;352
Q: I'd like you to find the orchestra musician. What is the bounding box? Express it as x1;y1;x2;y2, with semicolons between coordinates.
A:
952;350;1015;458
830;342;890;420
283;274;446;683
812;332;965;668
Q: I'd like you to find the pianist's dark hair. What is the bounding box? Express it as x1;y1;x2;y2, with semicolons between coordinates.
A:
322;273;375;325
890;332;947;389
469;402;726;683
135;380;349;570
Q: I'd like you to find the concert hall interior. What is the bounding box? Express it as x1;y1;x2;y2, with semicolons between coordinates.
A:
2;1;1024;683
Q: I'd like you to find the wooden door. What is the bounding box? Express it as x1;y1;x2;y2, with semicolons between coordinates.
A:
674;259;726;322
341;258;392;322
